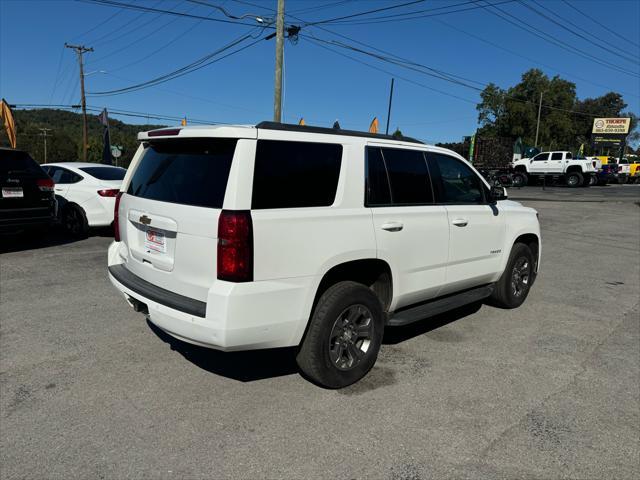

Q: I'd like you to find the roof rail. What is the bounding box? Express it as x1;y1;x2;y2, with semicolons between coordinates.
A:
255;121;424;144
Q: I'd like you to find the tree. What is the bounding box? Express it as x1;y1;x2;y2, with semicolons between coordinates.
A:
476;68;638;152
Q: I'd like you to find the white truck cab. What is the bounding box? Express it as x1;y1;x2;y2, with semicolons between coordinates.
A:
512;150;597;187
108;122;541;388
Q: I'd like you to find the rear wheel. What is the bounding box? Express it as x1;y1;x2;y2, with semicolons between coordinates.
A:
588;175;598;186
297;281;385;389
63;204;89;239
512;172;527;188
489;243;534;309
566;172;583;187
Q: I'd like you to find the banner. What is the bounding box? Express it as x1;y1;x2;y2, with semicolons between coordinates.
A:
1;98;17;148
98;108;112;165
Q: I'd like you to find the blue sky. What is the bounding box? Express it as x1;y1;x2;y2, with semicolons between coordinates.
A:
1;0;639;143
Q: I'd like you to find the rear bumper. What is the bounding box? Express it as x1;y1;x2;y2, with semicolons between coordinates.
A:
0;207;57;232
107;242;314;351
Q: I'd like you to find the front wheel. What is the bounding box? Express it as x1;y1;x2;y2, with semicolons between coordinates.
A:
512;172;527;188
566;172;583;187
488;243;535;309
297;281;385;388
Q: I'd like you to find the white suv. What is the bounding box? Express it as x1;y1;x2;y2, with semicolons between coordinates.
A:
108;122;541;388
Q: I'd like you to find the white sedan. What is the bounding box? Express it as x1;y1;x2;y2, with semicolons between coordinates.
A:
41;162;126;237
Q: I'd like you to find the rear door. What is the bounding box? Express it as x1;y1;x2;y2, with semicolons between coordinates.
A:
548;152;564;173
117;138;238;301
427;152;506;294
367;145;449;308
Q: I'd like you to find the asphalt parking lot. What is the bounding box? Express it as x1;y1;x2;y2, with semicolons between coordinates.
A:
1;185;639;479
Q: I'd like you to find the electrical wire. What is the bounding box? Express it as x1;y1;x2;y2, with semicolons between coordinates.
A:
289;0;356;16
303;0;427;26
561;0;640;50
87;32;267;96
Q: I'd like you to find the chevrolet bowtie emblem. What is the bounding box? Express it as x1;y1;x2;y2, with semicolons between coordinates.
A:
139;215;151;225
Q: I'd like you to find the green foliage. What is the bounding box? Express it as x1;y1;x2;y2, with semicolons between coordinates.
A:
0;109;164;166
476;69;638;153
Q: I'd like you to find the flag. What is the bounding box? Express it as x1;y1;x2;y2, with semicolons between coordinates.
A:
181;117;187;126
1;98;17;148
578;143;584;157
99;108;112;165
468;133;476;163
333;120;341;129
369;117;379;134
298;118;305;126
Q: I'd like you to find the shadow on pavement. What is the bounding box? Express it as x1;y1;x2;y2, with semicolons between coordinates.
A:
147;320;300;382
0;226;113;254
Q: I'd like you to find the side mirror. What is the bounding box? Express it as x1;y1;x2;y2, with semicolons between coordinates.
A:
489;185;508;203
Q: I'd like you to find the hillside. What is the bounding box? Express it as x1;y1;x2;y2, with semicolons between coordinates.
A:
0;109;164;166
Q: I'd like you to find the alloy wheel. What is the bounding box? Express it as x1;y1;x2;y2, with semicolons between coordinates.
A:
511;257;530;298
328;305;374;370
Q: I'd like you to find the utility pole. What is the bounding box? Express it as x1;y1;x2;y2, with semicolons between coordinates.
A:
39;128;52;163
273;0;285;122
385;78;395;135
534;90;543;148
65;43;93;161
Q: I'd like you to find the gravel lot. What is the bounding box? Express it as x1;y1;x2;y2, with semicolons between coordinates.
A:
1;185;639;479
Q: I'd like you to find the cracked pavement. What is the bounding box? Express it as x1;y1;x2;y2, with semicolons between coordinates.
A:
1;185;639;479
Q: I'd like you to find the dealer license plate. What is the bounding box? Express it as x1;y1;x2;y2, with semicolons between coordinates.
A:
2;187;24;198
144;228;166;253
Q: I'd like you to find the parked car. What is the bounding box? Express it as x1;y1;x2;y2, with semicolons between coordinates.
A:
511;151;597;187
107;122;541;388
41;162;125;237
0;148;56;234
595;164;619;185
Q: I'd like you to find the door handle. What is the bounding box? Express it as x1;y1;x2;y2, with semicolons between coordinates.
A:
381;222;403;232
452;219;468;227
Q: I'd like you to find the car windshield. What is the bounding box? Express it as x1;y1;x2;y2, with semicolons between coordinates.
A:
0;149;43;175
80;166;126;180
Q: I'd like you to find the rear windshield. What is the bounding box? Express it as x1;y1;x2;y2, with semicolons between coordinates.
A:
127;139;236;209
0;149;44;175
80;166;126;180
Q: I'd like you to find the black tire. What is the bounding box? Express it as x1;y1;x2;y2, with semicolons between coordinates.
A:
512;172;527;188
488;243;535;309
296;281;385;389
565;171;583;187
63;204;89;239
588;175;597;186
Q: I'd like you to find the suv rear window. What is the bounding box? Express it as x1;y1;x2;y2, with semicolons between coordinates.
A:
252;140;342;209
0;149;44;175
127;139;236;209
80;166;126;180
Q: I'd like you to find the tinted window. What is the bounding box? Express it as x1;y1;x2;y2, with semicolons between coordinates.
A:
365;147;391;206
127;139;236;209
380;148;433;205
551;152;562;160
80;166;126;181
533;153;549;161
49;167;82;184
429;153;484;204
565;152;572;159
252;140;342;209
0;149;43;175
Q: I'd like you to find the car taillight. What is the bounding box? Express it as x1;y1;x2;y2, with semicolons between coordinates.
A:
37;178;55;192
98;188;120;197
114;192;123;241
592;161;596;168
217;210;253;282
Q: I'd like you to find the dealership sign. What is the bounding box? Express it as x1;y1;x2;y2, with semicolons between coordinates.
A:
592;117;631;134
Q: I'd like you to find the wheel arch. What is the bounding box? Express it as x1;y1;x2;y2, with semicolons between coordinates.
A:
513;233;540;274
565;165;583;174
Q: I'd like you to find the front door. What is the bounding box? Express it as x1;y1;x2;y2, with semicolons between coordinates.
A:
529;152;550;174
426;152;506;294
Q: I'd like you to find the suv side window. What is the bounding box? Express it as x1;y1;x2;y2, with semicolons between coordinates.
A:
380;147;433;205
252;140;342;209
533;153;549;161
551;152;563;160
365;147;391;206
428;153;485;204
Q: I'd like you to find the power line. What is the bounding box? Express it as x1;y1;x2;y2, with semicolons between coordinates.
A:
68;5;124;42
518;0;638;66
303;0;427;26
87;32;266;96
561;0;640;50
289;0;355;16
76;0;269;27
475;0;639;78
185;0;272;22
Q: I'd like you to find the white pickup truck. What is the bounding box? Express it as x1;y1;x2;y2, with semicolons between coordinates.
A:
511;151;597;187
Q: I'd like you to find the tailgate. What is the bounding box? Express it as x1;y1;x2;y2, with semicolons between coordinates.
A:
116;138;237;302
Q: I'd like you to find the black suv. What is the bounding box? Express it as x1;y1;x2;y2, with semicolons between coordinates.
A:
0;148;57;233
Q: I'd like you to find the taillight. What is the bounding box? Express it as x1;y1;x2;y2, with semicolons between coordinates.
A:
217;210;253;282
592;161;596;168
98;188;120;197
114;192;123;241
37;178;55;192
